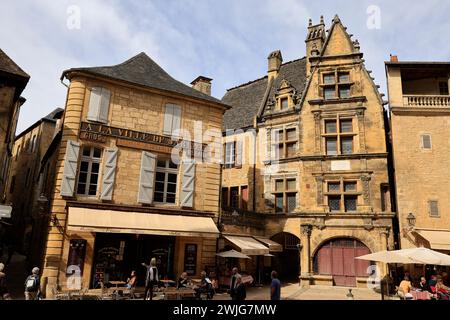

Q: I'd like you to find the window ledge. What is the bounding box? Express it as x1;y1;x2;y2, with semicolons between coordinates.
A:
308;96;367;105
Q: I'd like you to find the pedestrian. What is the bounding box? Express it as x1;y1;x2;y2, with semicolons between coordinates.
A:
229;267;239;300
24;267;40;300
270;270;281;301
142;258;159;300
0;263;11;300
194;271;213;299
126;270;137;299
234;274;246;301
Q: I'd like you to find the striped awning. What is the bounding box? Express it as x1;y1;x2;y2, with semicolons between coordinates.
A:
224;235;269;255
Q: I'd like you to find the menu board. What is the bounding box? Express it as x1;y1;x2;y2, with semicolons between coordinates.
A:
184;244;197;276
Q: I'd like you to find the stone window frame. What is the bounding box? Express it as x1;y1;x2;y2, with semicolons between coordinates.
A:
428;200;440;218
318;175;367;212
271;173;298;214
271;124;299;160
319;69;354;100
76;145;103;197
324;178;361;212
321;115;357;155
420;133;432;151
221;185;249;211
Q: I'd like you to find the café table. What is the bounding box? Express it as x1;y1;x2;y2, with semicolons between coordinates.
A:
109;281;127;299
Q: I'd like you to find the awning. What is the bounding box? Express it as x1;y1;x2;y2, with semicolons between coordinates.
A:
415;230;450;251
67;207;219;238
224;235;269;255
253;236;283;252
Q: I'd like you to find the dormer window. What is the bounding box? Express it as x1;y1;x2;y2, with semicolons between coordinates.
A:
322;71;352;100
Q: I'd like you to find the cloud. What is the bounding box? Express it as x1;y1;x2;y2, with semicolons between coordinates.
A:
2;0;450;133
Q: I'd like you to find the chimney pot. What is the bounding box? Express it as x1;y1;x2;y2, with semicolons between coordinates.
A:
390;54;398;62
268;50;283;81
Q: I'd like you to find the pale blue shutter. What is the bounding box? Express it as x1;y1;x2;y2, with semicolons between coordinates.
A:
87;87;102;122
235;139;243;168
60;140;81;197
171;105;181;137
98;88;111;123
138;151;156;204
163;104;174;135
180;160;195;207
100;147;118;200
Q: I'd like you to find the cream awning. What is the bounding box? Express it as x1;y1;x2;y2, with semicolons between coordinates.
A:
253;236;283;252
416;230;450;251
67;207;219;238
224;235;269;255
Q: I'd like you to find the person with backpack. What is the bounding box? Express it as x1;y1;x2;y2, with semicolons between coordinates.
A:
24;267;40;300
142;258;159;300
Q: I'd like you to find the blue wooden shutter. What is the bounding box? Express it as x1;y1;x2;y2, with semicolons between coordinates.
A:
60;140;81;197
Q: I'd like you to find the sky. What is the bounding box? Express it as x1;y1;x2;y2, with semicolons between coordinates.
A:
2;0;450;133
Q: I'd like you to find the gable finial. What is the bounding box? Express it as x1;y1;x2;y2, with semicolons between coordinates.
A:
320;15;324;25
308;18;312;27
333;14;340;23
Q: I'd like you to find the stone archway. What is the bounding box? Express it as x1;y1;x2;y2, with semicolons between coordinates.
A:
270;232;300;282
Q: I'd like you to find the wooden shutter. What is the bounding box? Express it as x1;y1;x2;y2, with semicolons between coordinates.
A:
98;88;111;123
241;186;248;211
138;151;156;204
180;160;195;207
163;104;174;135
235;139;243;168
100;147;118;201
60;140;81;197
87;87;102;122
171;105;181;136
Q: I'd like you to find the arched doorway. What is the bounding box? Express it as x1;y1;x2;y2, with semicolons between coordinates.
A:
313;238;371;287
270;233;300;282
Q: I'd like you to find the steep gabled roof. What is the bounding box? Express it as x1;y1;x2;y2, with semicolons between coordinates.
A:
0;48;30;80
61;52;227;107
15;107;64;140
222;58;307;131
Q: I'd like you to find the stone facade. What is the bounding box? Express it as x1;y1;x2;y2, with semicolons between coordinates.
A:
386;59;450;255
40;54;227;296
221;16;394;287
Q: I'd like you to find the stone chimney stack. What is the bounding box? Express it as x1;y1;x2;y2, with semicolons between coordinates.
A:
305;16;326;75
268;50;283;82
191;76;212;95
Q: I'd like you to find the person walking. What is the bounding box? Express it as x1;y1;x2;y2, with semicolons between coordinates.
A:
24;267;40;300
234;275;246;301
142;258;159;300
229;267;239;300
270;270;281;301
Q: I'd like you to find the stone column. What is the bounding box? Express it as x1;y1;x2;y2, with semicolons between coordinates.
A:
300;224;313;287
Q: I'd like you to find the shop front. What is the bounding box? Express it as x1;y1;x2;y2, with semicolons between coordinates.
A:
62;206;219;289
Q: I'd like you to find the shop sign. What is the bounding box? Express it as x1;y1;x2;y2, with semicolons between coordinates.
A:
184;244;197;276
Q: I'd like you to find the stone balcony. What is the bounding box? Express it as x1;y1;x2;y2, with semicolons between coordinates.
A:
403;94;450;107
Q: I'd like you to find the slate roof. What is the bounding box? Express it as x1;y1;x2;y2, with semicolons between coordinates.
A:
62;52;227;107
16;107;64;140
222;57;307;131
0;48;30;80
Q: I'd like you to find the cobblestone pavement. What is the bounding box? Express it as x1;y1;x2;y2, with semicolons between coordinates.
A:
213;282;381;300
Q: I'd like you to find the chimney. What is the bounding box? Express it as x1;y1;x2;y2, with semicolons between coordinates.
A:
268;50;283;82
305;16;326;75
191;76;213;95
390;54;398;63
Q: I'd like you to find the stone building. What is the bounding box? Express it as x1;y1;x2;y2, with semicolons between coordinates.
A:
220;16;394;287
41;53;228;296
5;108;63;267
0;49;29;221
385;58;450;275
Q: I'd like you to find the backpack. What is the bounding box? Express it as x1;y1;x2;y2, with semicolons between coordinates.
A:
25;276;38;292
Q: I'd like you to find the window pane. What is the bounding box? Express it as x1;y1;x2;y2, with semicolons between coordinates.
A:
326;138;337;155
275;130;284;142
344;182;357;192
328;182;340;192
77;183;86;195
89;173;98;185
154;192;164;202
155;172;165;182
340;119;353;133
287;179;296;190
439;82;449;95
286;143;296;157
324;87;335;100
422;135;432;149
328;196;341;211
338;73;350;83
286;128;296;141
277;144;284;158
275;180;284;191
325;121;337;133
93;148;102;158
91;162;100;174
429;201;439;217
341;137;353;154
166;193;176;203
79;161;89;173
344;196;357;212
230;188;239;208
287;193;296;213
167;173;177;183
281;98;288;110
339;85;350;98
169;159;178;169
275;194;284;213
157;159;166;168
82;146;91;157
88;184;97;196
167;183;176;193
323;74;335;85
155;182;164;192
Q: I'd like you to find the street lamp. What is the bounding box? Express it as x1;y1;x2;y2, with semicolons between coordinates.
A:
37;194;49;218
406;212;416;229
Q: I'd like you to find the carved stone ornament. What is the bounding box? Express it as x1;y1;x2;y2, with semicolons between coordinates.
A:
301;224;313;237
